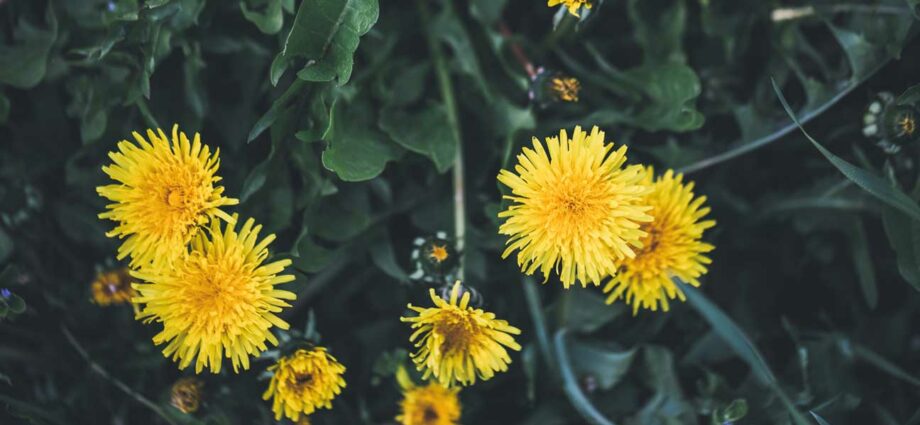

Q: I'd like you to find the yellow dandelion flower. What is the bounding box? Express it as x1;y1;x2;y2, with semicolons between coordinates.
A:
401;281;521;387
548;0;592;17
262;347;347;422
90;268;137;306
497;126;652;288
603;167;715;313
551;76;581;102
97;125;238;268
395;365;460;425
428;244;449;264
133;215;296;374
170;377;204;414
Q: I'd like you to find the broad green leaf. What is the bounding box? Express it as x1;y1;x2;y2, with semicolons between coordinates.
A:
881;205;920;291
247;79;307;143
240;0;284;34
379;106;456;173
291;0;379;84
773;79;920;223
622;63;704;132
0;4;58;89
292;237;339;273
321;100;401;182
628;0;686;65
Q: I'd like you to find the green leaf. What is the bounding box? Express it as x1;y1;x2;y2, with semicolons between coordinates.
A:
240;0;284;34
881;205;920;291
844;216;878;308
772;79;920;223
431;2;490;97
627;0;686;65
248;79;307;143
554;329;616;425
622;63;704;132
551;288;624;334
683;284;776;385
0;4;58;89
321;100;401;182
379;106;456;173
369;228;409;282
291;238;339;273
289;0;380;85
568;338;637;391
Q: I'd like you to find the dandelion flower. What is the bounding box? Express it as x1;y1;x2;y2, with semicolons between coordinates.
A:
262;347;347;422
498;126;652;288
548;0;592;17
133;215;296;374
170;377;204;414
401;281;521;387
90;268;137;306
395;366;460;425
603;167;715;313
550;76;581;102
97;125;238;268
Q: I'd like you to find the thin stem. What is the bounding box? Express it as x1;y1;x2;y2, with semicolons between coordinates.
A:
61;326;178;425
418;0;466;280
772;5;909;22
498;21;537;79
522;277;556;372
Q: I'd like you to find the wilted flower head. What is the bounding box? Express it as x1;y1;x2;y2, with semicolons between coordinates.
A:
603;167;715;313
550;75;581;102
133;216;296;374
90;268;136;306
497;126;652;288
170;377;204;414
401;281;521;387
262;347;347;422
97;125;238;268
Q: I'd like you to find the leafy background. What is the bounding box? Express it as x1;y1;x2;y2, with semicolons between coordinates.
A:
2;0;920;424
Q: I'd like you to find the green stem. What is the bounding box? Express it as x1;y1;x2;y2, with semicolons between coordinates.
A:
62;326;178;425
418;0;466;280
522;277;556;371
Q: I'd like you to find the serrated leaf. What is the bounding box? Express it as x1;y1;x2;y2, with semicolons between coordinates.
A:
379;106;456;173
290;0;379;85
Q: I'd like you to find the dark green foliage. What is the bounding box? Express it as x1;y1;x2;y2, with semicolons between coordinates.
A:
1;0;920;424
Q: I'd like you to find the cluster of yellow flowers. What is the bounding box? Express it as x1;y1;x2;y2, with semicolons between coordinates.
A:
96;120;712;424
498;126;715;313
97;125;346;421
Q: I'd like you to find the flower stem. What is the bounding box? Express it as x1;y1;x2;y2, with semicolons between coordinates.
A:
62;326;178;425
418;0;466;280
498;21;537;79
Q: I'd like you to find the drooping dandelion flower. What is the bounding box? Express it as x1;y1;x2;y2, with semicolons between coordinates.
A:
133;216;296;374
603;167;715;313
497;126;652;288
170;377;204;414
401;281;521;387
548;0;592;17
97;125;238;268
90;268;136;306
262;347;347;422
395;366;461;425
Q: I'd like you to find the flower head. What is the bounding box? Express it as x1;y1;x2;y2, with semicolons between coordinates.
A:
90;268;137;306
498;126;652;288
97;125;238;268
170;377;204;414
548;0;592;17
262;347;347;422
133;215;296;374
396;366;460;425
550;76;581;102
603;167;715;313
401;281;521;387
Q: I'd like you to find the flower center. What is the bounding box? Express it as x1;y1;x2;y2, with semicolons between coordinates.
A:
435;310;475;354
428;245;449;263
166;188;186;208
292;372;314;391
422;405;439;422
900;115;916;136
